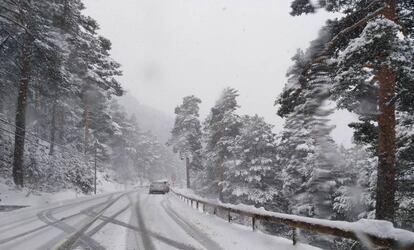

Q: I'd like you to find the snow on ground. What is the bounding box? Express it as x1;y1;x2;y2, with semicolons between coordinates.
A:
1;188;320;250
172;188;414;247
0;172;127;209
96;171;131;193
0;178;84;208
166;193;320;250
89;195;132;250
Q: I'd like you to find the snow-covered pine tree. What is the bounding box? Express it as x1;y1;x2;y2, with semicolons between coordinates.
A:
222;114;285;210
396;112;414;231
278;84;343;219
277;22;345;220
333;145;377;222
167;95;202;189
203;87;241;200
0;0;123;190
290;0;414;222
0;0;57;186
107;100;182;184
107;100;139;181
331;145;378;249
278;56;346;249
136;129;181;182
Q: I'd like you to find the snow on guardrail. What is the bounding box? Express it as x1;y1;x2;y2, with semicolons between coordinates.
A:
171;188;414;249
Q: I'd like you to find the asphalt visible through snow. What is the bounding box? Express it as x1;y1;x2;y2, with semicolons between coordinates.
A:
0;188;217;250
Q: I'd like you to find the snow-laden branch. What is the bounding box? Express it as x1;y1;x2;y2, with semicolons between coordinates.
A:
320;5;388;58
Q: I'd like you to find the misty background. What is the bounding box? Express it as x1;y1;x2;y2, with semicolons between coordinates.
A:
82;0;354;146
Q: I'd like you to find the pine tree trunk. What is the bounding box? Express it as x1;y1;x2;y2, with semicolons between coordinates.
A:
185;157;190;188
375;0;396;222
12;34;33;187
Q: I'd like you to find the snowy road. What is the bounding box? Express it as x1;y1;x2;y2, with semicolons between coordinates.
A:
0;188;318;250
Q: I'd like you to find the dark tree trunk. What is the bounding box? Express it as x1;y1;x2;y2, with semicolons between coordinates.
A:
376;66;396;222
375;0;396;222
185;157;190;188
12;34;33;187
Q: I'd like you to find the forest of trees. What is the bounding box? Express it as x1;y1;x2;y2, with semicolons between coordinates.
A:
0;0;181;193
1;0;413;248
168;0;414;248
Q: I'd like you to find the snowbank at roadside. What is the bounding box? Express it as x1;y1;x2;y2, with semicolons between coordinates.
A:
0;177;84;208
0;172;127;209
172;188;414;248
167;194;320;250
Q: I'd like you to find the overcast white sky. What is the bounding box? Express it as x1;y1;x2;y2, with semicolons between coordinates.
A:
82;0;354;146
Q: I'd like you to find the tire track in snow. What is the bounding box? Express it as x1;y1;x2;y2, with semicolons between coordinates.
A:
36;196;113;250
161;197;224;250
0;196;111;245
134;192;156;250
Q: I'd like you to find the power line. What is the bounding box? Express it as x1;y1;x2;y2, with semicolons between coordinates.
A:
0;115;112;158
0;120;93;165
0;116;89;158
0;126;47;147
0;114;111;168
0;125;96;170
0;116;66;148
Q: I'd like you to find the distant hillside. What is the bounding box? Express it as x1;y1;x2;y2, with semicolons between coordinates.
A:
117;93;174;143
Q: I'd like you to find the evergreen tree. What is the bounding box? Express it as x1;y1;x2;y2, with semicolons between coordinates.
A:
333;145;377;222
203;87;241;200
222;115;285;210
0;0;122;190
167;95;202;189
289;0;414;222
277;23;344;219
0;0;55;186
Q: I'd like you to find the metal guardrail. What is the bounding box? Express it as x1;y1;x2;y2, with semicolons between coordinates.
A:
171;189;414;250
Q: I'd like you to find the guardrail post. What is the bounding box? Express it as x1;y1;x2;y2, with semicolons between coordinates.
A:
196;201;199;210
252;216;256;231
292;228;297;245
228;210;231;222
191;200;193;207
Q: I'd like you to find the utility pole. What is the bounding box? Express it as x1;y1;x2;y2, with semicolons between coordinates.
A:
94;142;97;195
185;157;190;188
